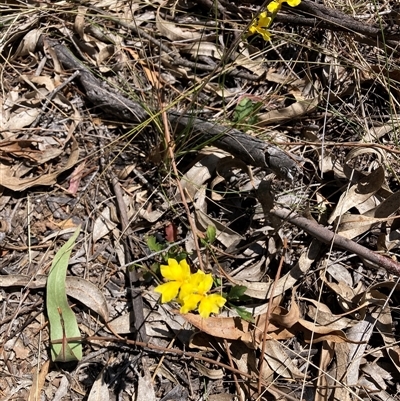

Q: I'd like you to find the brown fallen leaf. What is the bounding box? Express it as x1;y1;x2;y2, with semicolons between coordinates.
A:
0;137;79;191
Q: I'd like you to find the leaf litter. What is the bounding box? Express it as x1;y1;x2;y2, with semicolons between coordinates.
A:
1;1;400;400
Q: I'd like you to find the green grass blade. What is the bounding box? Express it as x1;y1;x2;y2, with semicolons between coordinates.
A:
46;227;82;362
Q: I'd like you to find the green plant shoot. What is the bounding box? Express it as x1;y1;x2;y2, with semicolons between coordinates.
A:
46;227;82;362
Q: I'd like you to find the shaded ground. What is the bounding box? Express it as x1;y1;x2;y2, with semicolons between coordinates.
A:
1;1;400;400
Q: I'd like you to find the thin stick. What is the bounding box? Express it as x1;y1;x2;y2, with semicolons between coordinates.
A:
224;339;244;401
257;238;287;394
31;70;80;128
159;103;205;271
270;207;400;276
57;334;301;401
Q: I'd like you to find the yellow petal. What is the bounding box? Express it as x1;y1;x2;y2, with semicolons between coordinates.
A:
154;281;181;303
254;27;271;41
198;294;226;318
249;25;257;35
192;271;213;293
286;0;301;6
180;294;203;314
267;0;281;13
160;258;191;281
179;281;198;301
258;15;272;28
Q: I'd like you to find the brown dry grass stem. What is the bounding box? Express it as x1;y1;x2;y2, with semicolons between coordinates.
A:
257;237;287;395
159;102;205;271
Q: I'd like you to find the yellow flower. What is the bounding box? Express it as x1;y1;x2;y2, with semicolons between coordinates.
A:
179;271;226;318
249;12;272;41
154;258;191;303
154;259;226;318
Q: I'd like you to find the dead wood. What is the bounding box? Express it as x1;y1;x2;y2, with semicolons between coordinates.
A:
36;35;301;183
270;206;400;276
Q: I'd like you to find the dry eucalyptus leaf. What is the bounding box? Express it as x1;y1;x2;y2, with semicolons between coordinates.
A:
92;206;117;243
0;137;79;191
263;341;305;379
87;369;110;401
0;274;109;321
346;320;373;385
182;314;250;341
258;96;319;125
136;367;156;401
156;10;202;41
13;28;42;58
5;108;40;130
328;165;385;224
336;214;389;239
365;190;400;218
65;277;110;322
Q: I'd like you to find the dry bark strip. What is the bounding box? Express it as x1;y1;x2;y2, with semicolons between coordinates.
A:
36;36;301;183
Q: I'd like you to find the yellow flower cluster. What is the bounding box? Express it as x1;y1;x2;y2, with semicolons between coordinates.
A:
248;0;302;41
154;258;226;318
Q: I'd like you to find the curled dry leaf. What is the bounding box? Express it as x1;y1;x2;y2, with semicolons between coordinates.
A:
156;9;202;42
258;96;320;126
270;293;362;344
0;274;109;322
328;164;385;224
0;137;79;191
12;28;42;58
231;239;319;299
301;297;354;331
263;340;306;379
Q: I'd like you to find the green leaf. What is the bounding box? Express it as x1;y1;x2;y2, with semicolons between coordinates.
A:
228;285;248;300
233;98;253;122
146;235;164;252
232;97;261;129
206;225;216;244
46;227;82;362
233;306;254;322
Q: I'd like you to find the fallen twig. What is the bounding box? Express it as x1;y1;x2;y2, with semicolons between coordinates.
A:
270;206;400;276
